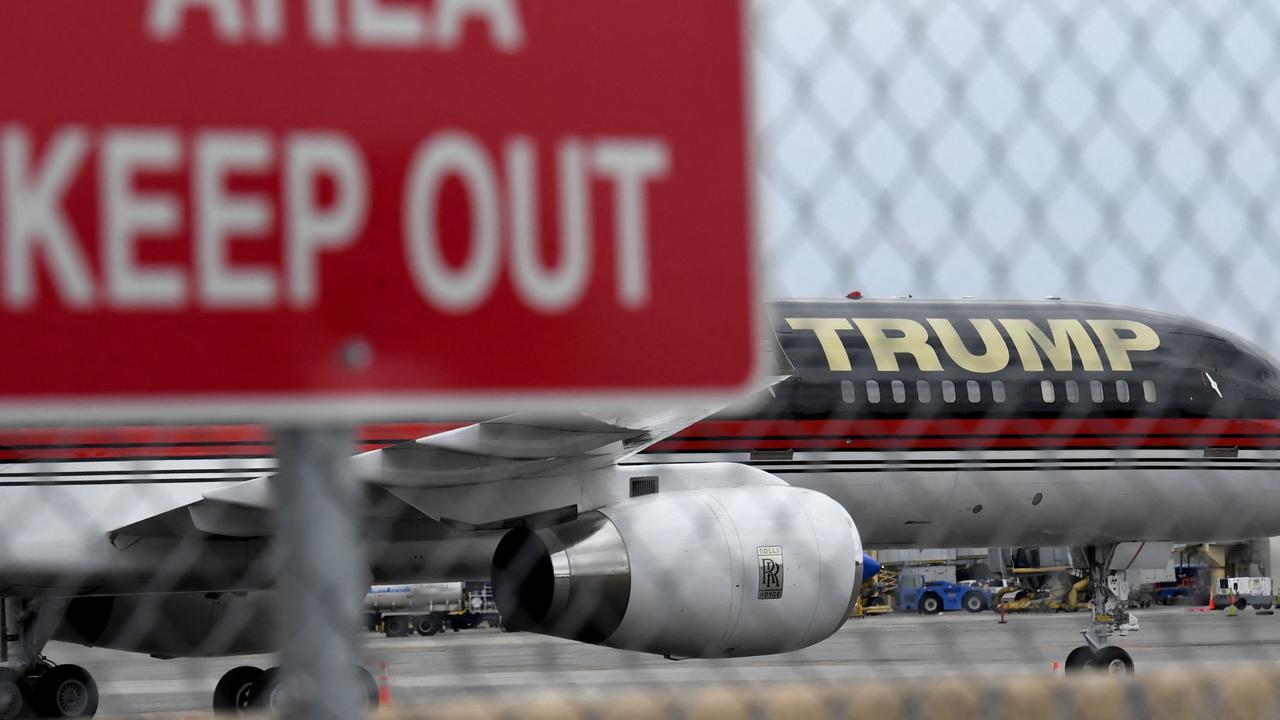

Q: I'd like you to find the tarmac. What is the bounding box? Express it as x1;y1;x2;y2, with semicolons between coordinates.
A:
50;606;1280;716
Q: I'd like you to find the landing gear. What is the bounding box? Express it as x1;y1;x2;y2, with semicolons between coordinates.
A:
0;668;28;720
212;664;380;715
1;597;98;717
0;664;99;718
212;666;263;712
1062;546;1137;675
30;665;98;718
1063;645;1134;674
1064;645;1095;672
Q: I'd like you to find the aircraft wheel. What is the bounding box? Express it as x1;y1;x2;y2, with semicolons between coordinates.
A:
32;664;98;718
212;665;263;714
919;593;943;615
1064;646;1095;673
962;592;986;613
1092;646;1134;675
249;667;285;712
0;668;29;720
417;615;442;636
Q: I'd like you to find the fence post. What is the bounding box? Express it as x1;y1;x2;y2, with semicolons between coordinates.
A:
274;425;364;719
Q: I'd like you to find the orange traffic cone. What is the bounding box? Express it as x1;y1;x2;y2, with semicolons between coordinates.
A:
378;662;393;706
1052;661;1062;676
1209;595;1216;610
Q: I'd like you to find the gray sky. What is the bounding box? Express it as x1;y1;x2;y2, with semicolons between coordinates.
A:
755;0;1280;353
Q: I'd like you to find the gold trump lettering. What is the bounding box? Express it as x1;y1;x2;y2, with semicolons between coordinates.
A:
785;317;1160;373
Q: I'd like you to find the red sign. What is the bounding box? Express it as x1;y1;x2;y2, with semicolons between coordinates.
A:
0;1;757;421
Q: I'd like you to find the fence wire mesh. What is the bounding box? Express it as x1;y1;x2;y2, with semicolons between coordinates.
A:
5;1;1280;718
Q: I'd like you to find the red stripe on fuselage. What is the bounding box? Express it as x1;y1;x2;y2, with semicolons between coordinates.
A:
651;418;1280;451
0;418;1275;461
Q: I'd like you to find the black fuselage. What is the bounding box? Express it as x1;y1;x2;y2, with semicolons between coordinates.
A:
641;299;1280;547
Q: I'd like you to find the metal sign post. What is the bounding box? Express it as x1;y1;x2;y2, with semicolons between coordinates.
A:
273;426;363;719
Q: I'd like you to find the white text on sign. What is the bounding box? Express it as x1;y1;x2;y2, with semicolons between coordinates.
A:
146;0;525;50
0;127;669;314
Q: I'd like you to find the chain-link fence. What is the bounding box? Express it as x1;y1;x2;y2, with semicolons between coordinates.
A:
757;0;1280;352
6;1;1280;718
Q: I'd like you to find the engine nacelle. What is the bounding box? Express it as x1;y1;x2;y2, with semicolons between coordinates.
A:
492;485;862;658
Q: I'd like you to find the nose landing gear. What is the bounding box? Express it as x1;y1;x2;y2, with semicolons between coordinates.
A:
1062;545;1137;675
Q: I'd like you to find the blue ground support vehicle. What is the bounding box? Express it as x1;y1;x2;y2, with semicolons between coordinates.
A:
901;580;991;614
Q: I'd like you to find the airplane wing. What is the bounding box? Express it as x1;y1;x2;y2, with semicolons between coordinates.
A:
108;391;777;540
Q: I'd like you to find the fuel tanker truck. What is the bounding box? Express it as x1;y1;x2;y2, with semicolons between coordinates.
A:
363;582;501;637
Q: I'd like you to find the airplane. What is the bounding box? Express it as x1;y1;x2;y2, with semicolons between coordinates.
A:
1;296;1278;717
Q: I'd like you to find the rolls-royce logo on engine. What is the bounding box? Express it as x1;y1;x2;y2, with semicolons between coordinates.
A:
757;546;784;599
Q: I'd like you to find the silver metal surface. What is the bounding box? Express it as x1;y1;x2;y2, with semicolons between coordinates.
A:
493;512;631;644
273;426;364;720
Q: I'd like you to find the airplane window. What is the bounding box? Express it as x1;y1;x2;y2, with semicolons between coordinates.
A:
840;380;856;404
942;380;956;403
891;380;906;403
1041;380;1055;403
917;380;932;403
991;380;1006;403
1065;380;1079;403
1090;380;1104;403
1143;380;1157;403
966;380;980;402
866;380;881;404
1116;380;1130;403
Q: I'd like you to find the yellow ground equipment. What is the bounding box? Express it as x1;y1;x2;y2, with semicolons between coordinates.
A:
994;577;1089;613
854;568;898;616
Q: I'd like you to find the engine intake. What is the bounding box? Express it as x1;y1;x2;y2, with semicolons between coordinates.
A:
492;485;862;658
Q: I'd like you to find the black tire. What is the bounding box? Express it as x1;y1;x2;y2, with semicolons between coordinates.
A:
32;664;98;718
416;615;442;636
919;593;944;615
1236;598;1248;610
384;615;408;637
357;667;379;709
1092;646;1134;674
249;667;284;712
212;665;263;713
0;668;29;720
1064;646;1095;673
962;592;986;613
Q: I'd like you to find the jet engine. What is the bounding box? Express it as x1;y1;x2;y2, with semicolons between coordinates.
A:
492;485;863;658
